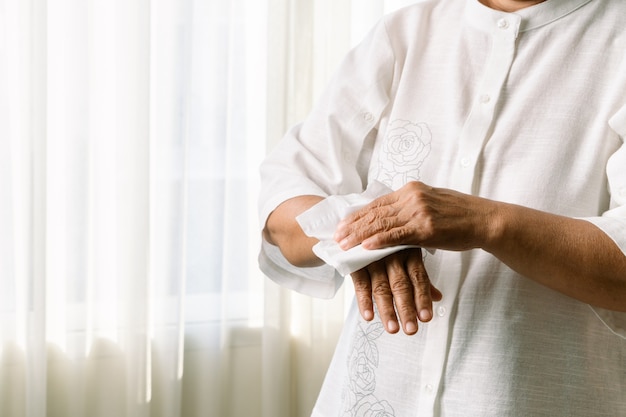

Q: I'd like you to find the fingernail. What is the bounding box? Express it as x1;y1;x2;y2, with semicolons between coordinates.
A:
419;309;432;322
363;310;374;321
405;321;417;334
387;320;399;333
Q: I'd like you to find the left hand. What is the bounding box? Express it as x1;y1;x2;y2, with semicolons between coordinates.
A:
351;248;442;335
334;181;498;251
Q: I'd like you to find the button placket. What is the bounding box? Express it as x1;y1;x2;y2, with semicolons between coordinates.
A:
416;16;521;417
416;251;461;417
448;15;520;194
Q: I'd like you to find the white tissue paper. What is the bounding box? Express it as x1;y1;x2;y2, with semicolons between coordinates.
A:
296;181;420;276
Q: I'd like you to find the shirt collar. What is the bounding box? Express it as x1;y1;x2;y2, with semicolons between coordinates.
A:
465;0;594;36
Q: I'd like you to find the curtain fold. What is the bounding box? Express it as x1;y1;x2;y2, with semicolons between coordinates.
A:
0;1;415;416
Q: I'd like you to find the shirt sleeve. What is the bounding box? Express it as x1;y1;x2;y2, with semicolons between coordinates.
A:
583;103;626;339
585;104;626;254
257;19;396;298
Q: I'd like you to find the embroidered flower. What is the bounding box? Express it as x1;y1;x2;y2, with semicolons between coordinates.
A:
384;121;431;171
377;119;432;189
341;321;396;417
349;353;376;394
354;396;396;417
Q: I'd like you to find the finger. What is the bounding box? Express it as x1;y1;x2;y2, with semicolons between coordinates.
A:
430;285;443;302
368;261;400;334
334;195;397;244
334;207;372;241
343;193;395;225
336;212;401;251
406;250;435;322
351;269;374;321
385;255;419;335
333;211;373;248
361;226;414;250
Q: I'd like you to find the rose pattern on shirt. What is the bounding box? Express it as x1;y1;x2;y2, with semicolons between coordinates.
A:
376;119;432;190
340;320;396;417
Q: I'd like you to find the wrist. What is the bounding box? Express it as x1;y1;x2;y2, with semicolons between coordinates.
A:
479;200;509;253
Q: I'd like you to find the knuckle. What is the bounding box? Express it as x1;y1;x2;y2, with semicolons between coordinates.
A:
373;216;394;233
405;181;421;192
389;227;410;242
390;278;413;295
363;210;380;225
357;293;373;307
371;281;391;297
352;276;371;291
355;288;372;303
407;181;426;198
408;266;432;293
409;266;430;285
351;272;370;287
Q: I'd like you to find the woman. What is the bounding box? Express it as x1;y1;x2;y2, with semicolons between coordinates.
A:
259;0;626;415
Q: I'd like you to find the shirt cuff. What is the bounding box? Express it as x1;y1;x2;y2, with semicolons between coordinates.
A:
258;238;343;299
579;215;626;339
581;214;626;256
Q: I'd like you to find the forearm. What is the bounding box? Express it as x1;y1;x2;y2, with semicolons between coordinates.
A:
484;203;626;312
334;182;626;312
263;195;325;267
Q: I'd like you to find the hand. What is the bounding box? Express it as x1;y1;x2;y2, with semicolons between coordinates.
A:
351;248;442;335
335;181;497;252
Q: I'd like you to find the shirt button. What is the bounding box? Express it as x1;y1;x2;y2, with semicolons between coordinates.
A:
479;94;491;104
497;18;509;29
437;306;447;317
425;384;434;394
363;112;374;122
460;157;471;168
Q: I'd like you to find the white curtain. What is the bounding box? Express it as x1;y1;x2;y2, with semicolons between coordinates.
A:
0;0;415;416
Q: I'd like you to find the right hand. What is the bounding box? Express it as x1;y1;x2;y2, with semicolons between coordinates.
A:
350;248;442;335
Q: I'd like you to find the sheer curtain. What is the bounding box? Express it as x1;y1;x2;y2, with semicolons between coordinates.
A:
0;1;414;416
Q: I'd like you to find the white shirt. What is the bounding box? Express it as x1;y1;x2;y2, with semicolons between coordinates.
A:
258;0;626;416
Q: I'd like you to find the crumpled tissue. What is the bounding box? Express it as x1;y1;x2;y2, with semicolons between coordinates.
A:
296;181;419;276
